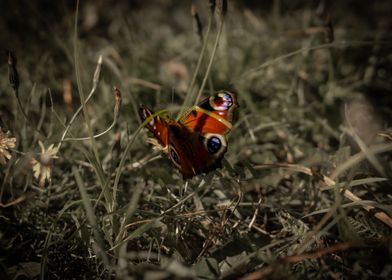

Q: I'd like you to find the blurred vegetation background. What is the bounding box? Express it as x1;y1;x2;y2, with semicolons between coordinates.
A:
1;0;392;279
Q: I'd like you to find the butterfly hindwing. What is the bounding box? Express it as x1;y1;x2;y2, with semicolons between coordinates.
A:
167;124;228;178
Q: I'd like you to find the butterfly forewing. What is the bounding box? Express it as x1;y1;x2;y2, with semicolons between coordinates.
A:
180;91;238;134
139;105;170;149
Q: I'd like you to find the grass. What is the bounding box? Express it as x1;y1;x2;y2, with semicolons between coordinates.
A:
1;1;392;279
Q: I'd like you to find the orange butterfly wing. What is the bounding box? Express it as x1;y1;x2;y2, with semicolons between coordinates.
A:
166;122;228;178
172;91;238;177
139;91;238;178
139;105;169;149
180;91;238;134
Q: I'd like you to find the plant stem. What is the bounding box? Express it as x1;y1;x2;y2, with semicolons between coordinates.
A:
194;16;225;104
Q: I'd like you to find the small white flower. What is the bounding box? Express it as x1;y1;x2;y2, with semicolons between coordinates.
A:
31;141;59;187
0;129;16;165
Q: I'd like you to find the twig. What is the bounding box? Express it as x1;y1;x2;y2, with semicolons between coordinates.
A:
253;162;392;229
232;41;387;84
0;194;27;207
239;237;389;280
125;77;162;91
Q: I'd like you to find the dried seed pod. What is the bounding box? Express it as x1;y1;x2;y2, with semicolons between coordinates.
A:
63;79;73;113
324;15;334;43
113;86;122;117
191;4;203;41
208;0;216;14
216;0;227;17
6;50;19;92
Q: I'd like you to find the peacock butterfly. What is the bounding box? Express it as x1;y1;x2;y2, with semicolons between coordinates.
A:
139;91;238;178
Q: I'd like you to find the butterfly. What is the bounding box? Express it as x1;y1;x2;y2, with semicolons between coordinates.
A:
139;91;238;178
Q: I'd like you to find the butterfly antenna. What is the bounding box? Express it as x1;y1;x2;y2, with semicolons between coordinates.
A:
171;87;175;118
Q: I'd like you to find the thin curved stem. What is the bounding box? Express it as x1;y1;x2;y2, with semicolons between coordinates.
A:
111;109;167;212
177;12;213;120
62;87;121;142
194;16;225;105
57;56;103;150
232;40;387;85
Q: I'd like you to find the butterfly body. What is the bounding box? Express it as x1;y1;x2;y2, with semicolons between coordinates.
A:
140;91;238;178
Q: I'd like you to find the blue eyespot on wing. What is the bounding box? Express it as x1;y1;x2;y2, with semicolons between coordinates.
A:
207;136;221;154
